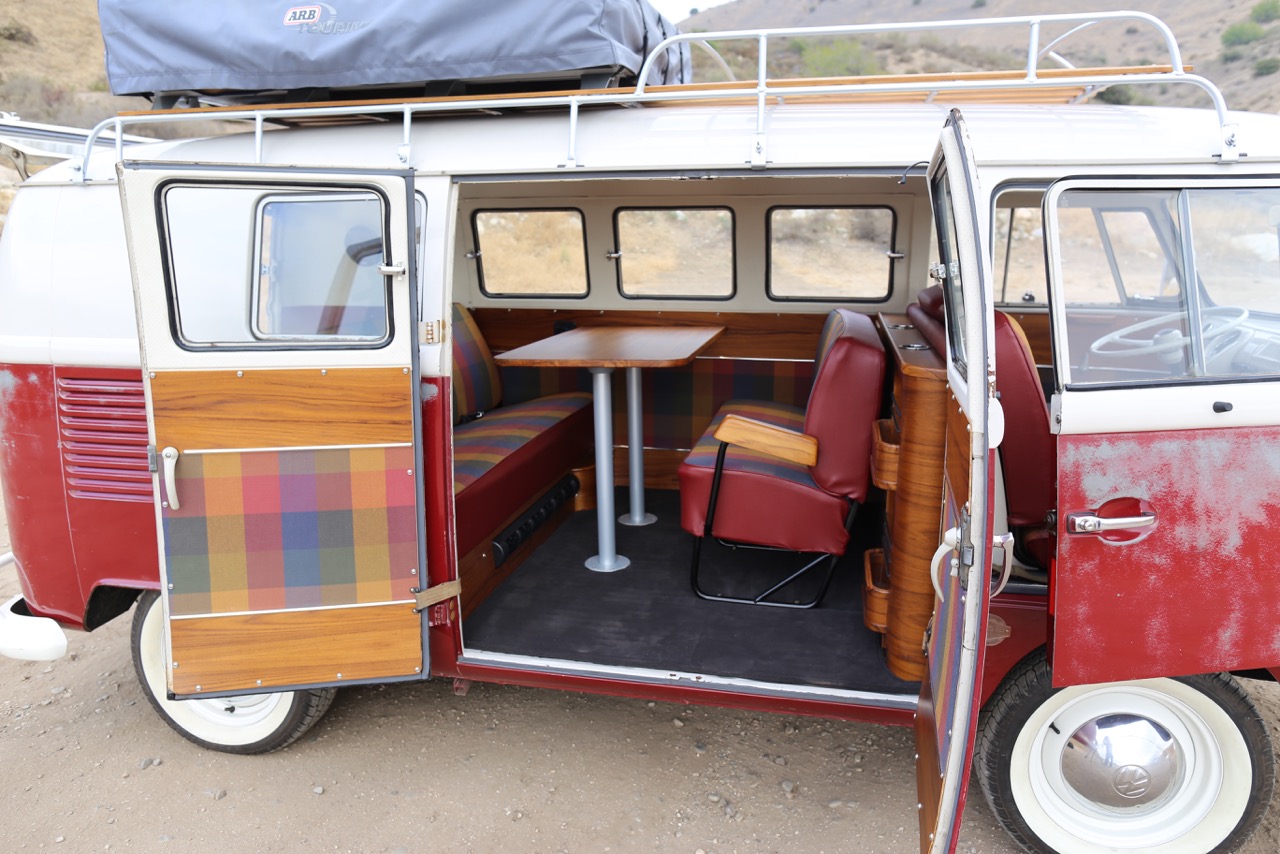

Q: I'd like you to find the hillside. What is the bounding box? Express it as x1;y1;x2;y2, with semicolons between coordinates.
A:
687;0;1280;113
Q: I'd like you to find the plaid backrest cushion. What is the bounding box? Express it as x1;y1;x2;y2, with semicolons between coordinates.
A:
803;309;885;500
451;303;502;424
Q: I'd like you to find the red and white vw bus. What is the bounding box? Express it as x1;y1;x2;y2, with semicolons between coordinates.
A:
2;11;1278;853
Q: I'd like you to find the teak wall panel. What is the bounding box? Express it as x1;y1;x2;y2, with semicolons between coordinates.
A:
884;369;948;682
878;316;949;682
1001;310;1052;366
151;368;413;451
168;603;421;694
471;308;829;361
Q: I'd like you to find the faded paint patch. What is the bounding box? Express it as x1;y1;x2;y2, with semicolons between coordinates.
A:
421;382;439;402
1056;426;1280;684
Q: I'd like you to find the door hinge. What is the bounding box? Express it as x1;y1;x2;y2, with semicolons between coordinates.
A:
419;319;443;345
147;444;159;473
427;599;457;628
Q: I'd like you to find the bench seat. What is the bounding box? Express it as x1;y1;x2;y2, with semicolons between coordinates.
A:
453;393;592;556
450;304;592;558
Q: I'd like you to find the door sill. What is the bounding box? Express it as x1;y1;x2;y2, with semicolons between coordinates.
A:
458;649;917;709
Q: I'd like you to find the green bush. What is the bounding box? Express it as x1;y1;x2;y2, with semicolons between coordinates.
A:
798;39;882;78
1252;0;1280;24
1255;56;1280;75
1222;48;1246;62
1222;21;1266;46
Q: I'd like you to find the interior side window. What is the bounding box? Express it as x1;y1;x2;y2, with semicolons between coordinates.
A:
767;206;894;301
614;207;734;298
472;209;589;297
993;194;1048;306
164;186;392;348
254;193;389;340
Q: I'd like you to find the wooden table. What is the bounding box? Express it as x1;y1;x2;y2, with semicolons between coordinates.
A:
496;326;724;572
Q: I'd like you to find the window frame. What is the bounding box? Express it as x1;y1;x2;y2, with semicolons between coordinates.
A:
764;204;897;303
1047;176;1280;391
160;181;397;352
470;207;591;300
612;205;737;301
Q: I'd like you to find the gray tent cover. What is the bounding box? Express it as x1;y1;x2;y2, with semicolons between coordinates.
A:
99;0;690;97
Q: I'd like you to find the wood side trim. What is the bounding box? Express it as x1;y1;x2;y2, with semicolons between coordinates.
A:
472;308;829;361
151;367;414;451
714;414;817;467
169;603;421;694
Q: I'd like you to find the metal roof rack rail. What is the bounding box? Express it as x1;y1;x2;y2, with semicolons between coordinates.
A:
71;10;1238;181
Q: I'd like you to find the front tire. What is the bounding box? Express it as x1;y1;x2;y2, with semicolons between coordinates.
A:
977;651;1274;853
130;591;337;754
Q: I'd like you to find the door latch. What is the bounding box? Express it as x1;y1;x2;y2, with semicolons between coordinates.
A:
160;446;180;510
1067;511;1156;534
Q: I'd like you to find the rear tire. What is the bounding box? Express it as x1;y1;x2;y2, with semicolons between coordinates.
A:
130;591;336;754
977;651;1274;853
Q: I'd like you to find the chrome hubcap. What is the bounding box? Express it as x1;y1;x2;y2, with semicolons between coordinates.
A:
1059;713;1185;814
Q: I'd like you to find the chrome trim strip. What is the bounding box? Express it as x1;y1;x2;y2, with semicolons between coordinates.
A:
185;441;413;455
168;599;415;620
459;649;917;709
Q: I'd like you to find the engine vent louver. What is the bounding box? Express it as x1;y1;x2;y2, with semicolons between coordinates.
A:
56;377;152;503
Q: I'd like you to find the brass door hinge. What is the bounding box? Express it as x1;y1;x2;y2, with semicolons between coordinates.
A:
419;319;444;345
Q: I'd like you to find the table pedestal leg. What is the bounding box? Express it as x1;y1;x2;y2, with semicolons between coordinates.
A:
620;366;657;527
586;367;629;572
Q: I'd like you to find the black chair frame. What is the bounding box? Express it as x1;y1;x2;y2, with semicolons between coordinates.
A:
689;441;858;609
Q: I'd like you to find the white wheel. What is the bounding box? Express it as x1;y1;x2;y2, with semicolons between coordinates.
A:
131;591;336;754
978;652;1274;853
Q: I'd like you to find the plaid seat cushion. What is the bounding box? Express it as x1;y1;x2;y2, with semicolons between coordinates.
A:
452;303;502;425
453;392;591;494
682;400;817;490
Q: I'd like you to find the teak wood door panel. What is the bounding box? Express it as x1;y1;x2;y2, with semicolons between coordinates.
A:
119;165;427;698
150;368;414;450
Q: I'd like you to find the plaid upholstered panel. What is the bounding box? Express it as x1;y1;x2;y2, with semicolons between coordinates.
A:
451;304;503;423
499;358;815;451
163;446;419;617
682;400;818;490
453;392;591;494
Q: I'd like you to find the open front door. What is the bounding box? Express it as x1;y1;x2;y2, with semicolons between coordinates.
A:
119;163;427;697
916;110;1001;853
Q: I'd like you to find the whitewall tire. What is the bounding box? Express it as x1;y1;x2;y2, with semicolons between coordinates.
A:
977;651;1274;853
130;591;337;754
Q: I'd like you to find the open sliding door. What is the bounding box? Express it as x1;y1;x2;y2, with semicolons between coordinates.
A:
916;110;1001;853
119;163;427;697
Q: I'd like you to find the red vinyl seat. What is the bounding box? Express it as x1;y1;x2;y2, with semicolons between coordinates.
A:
994;311;1056;566
906;287;1055;565
678;309;885;607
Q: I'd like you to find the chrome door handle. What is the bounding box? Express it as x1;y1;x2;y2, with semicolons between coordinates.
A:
930;526;962;603
161;446;180;510
1067;511;1155;534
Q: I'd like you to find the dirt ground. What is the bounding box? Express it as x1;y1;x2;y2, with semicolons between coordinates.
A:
3;491;1280;854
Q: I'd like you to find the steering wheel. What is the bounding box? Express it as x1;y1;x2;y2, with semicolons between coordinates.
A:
1089;306;1249;358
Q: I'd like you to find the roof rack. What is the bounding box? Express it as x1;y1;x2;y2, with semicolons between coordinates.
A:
72;10;1239;181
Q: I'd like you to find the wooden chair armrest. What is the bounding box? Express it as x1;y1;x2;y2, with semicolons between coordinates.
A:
712;413;818;467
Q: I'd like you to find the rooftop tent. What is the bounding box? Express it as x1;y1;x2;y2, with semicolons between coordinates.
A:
98;0;691;104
